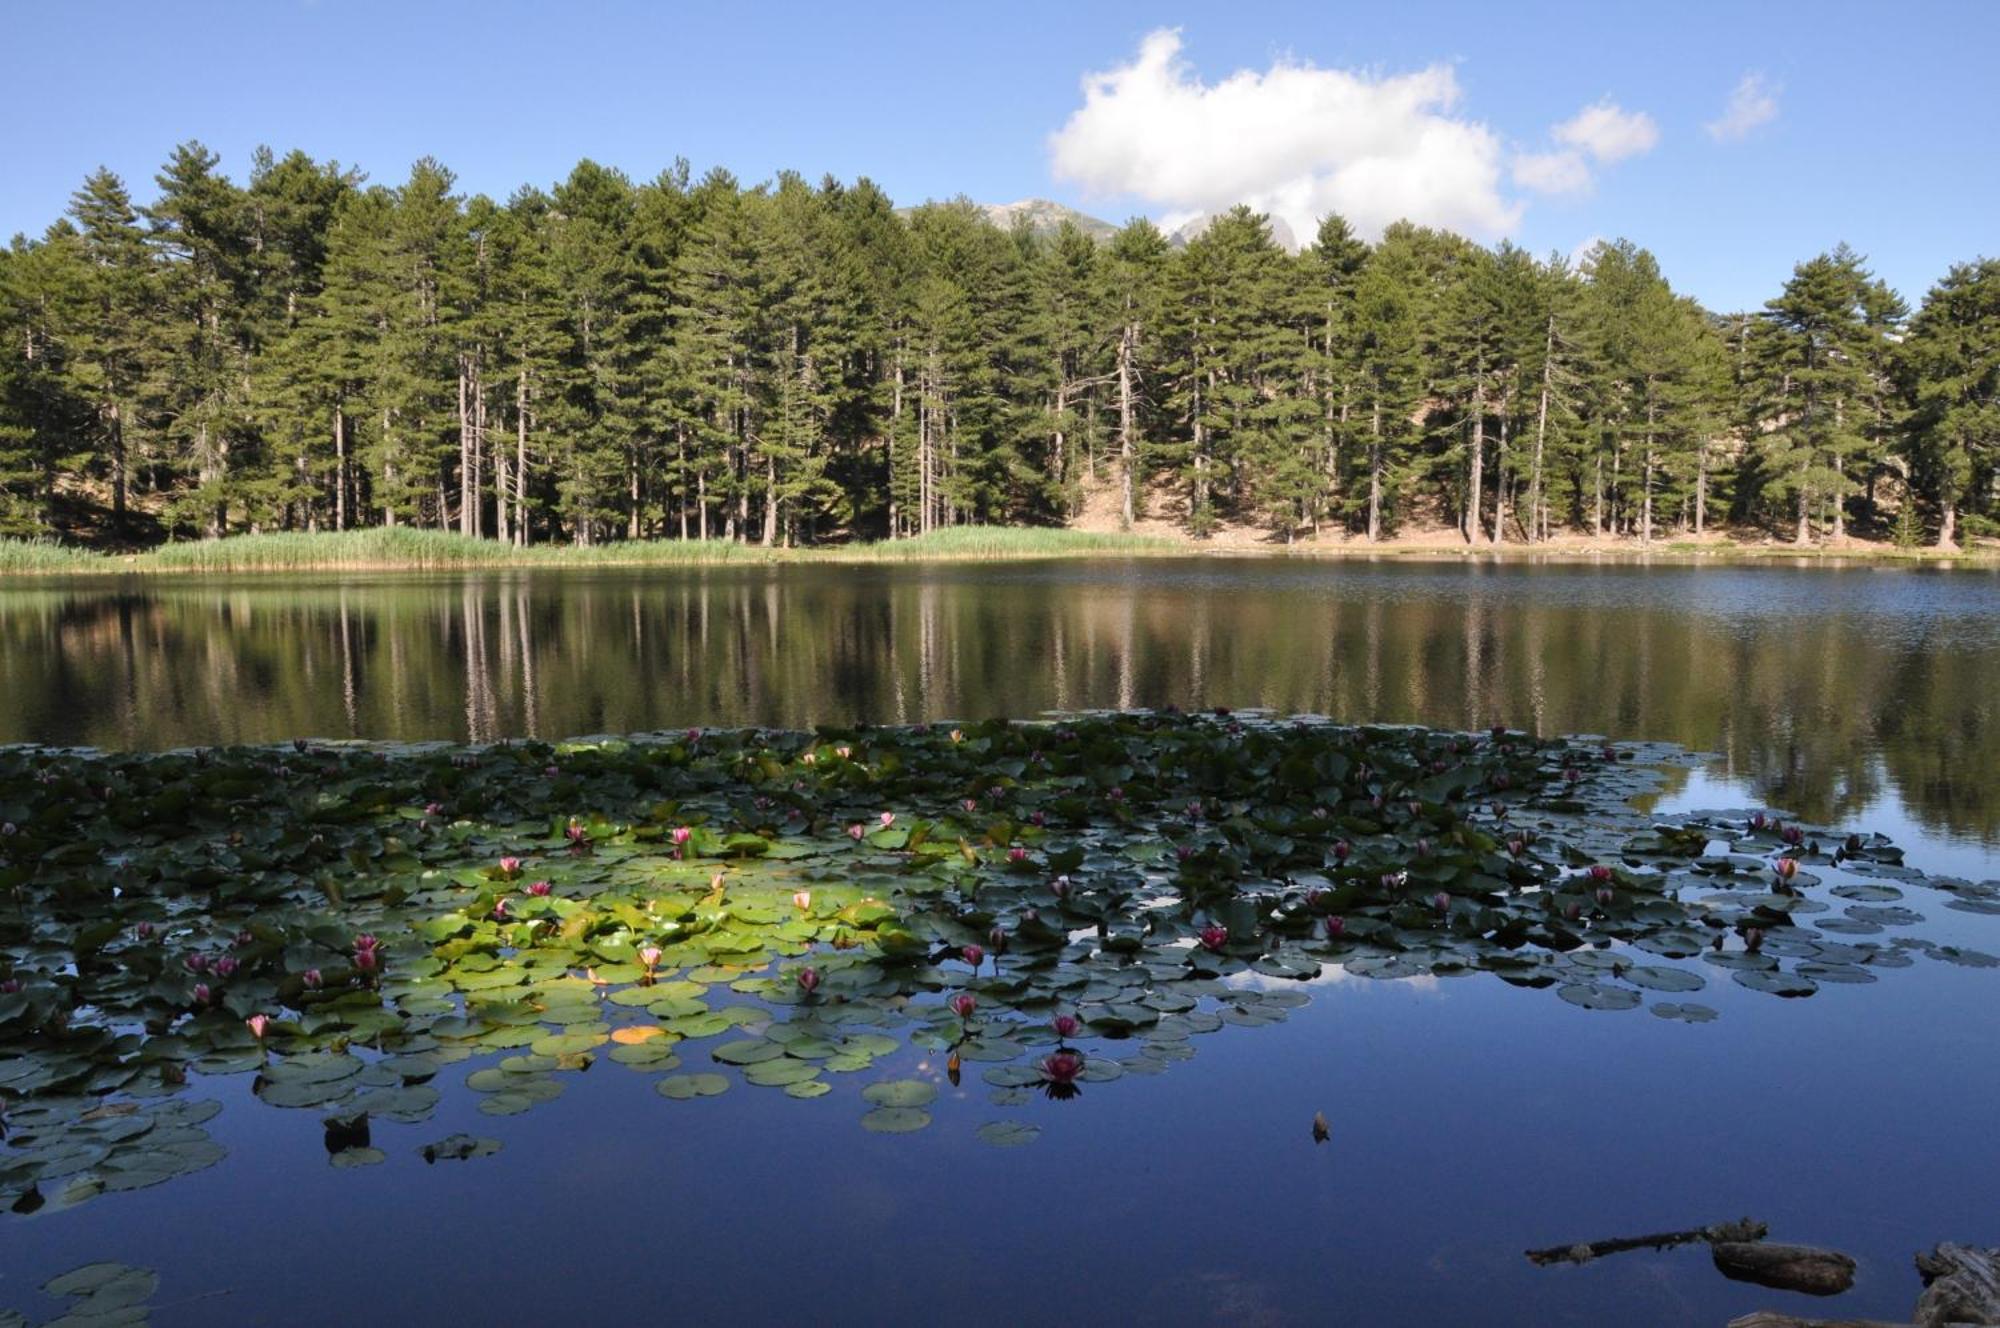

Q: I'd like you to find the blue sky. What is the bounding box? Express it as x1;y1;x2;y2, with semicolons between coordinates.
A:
6;0;1995;312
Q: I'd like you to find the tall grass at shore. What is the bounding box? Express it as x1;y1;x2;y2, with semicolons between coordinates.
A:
0;526;1178;574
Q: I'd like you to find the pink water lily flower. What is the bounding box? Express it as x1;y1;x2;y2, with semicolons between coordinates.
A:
792;890;812;911
1589;864;1613;884
847;823;866;841
192;982;212;1006
637;944;663;973
527;880;552;897
1007;847;1029;863
184;953;209;974
796;966;821;995
961;944;984;969
948;992;977;1020
492;899;511;921
1198;924;1229;953
1774;857;1799;882
879;812;896;828
1432;891;1450;914
498;857;522;877
302;969;323;991
1323;916;1346;940
671;826;692;846
214;955;240;978
246;1014;270;1040
1039;1051;1084;1086
1050;1013;1080;1041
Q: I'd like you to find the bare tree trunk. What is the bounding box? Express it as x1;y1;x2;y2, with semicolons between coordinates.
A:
457;359;472;536
1492;411;1508;544
1466;360;1485;543
1118;320;1137;529
334;404;347;532
1529;316;1551;543
514;374;529;547
1938;493;1958;548
889;344;903;539
761;452;777;547
1367;395;1383;542
1796;476;1811;545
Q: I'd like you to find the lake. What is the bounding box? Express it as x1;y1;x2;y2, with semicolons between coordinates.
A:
1;558;1996;1327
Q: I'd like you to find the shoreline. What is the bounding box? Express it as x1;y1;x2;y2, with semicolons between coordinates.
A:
0;526;1992;577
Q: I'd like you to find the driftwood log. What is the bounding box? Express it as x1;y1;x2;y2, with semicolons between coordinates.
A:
1712;1242;1858;1296
1914;1243;2000;1326
1526;1218;1768;1266
1725;1242;2000;1328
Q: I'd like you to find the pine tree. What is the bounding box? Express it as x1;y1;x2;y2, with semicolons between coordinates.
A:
1902;258;2000;547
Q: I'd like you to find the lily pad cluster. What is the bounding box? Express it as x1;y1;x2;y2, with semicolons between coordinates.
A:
1;711;1994;1219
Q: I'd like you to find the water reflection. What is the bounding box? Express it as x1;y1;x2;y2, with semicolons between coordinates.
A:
0;559;1994;846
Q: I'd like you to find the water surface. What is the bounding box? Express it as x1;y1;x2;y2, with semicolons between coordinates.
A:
1;559;1996;1327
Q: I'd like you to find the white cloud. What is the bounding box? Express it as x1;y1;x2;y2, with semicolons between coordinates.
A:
1047;28;1521;242
1552;98;1660;163
1511;148;1592;196
1706;73;1780;141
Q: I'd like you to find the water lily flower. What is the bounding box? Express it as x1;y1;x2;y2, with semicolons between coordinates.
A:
1781;825;1804;846
1415;838;1432;859
302;969;323;990
878;812;896;829
1007;847;1029;863
1029;810;1047;827
1175;845;1194;862
796;966;820;995
184;953;209;974
1745;927;1765;953
1198;924;1229;953
1595;887;1614;907
802;752;817;766
498;856;522;878
1379;872;1405;892
961;943;984;969
1589;865;1613;884
1305;887;1327;910
1774;858;1799;882
353;947;380;975
1323;916;1346;940
1564;902;1582;921
686;728;701;743
1051;1013;1080;1041
1039;1051;1084;1088
835;745;851;759
192;982;211;1006
492;899;511;921
246;1014;270;1041
135;922;154;940
1564;767;1582;784
527;880;552;897
792;890;812;911
638;944;663;974
1334;840;1351;862
949;992;977;1020
566;819;588;844
1107;787;1124;802
949;729;963;743
1507;837;1527;858
961;799;978;814
1051;876;1073;899
214;955;240;978
1432;891;1450;914
987;925;1008;953
1750;812;1770;831
847;823;866;841
0;978;20;994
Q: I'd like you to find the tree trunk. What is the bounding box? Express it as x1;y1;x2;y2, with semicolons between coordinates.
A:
1118;320;1137;529
1492;410;1508;544
1938;494;1957;548
1530;319;1551;543
1367;395;1383;542
1796;478;1811;545
1466;360;1485;543
457;359;472;537
333;403;347;532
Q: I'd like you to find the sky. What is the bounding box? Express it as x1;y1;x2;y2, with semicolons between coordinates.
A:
5;0;1996;313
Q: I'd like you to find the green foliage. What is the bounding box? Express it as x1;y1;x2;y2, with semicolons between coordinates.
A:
2;145;1995;551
